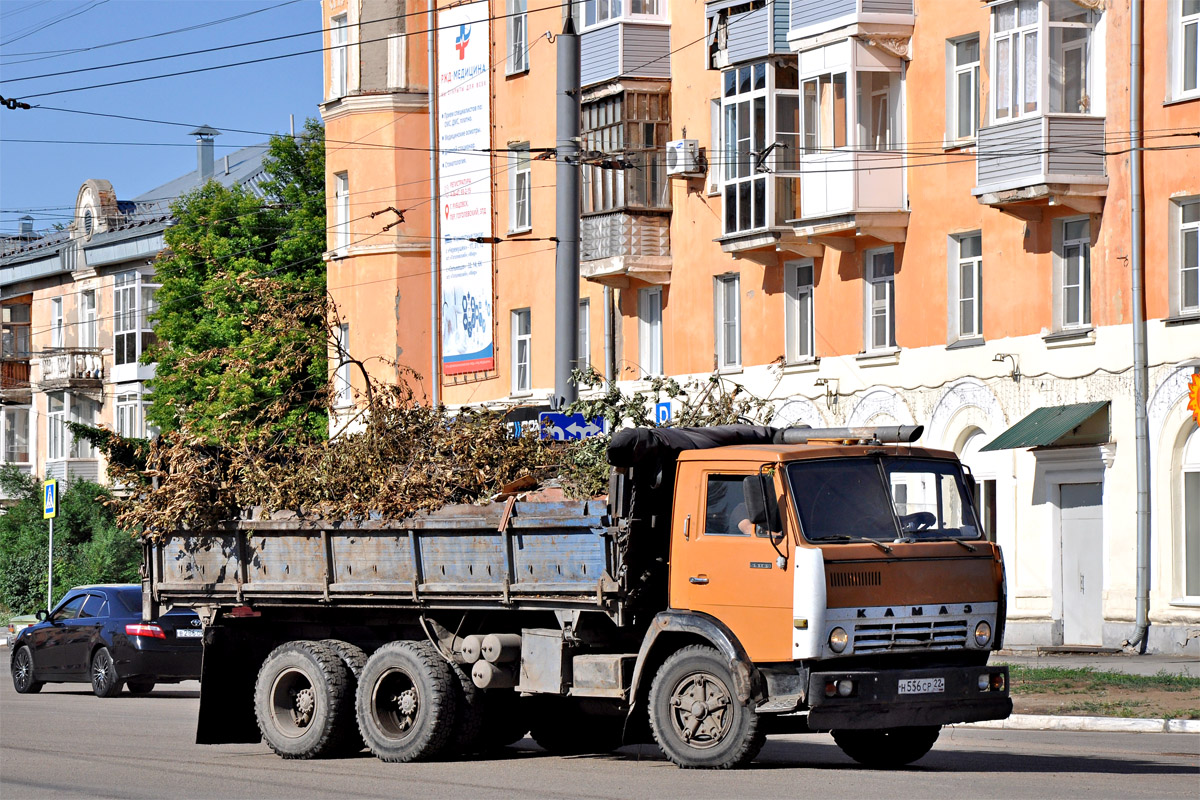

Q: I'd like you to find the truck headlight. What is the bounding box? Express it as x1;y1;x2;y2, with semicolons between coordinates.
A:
829;627;849;653
974;621;992;647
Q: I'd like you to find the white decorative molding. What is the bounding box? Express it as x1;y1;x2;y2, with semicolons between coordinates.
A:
770;397;827;429
927;378;1008;448
864;36;911;60
846;387;916;428
1069;0;1105;11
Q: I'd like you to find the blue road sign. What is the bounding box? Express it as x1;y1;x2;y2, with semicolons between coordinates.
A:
539;413;607;441
43;479;58;519
655;402;671;426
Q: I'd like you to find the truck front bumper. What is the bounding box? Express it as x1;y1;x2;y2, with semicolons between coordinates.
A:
806;665;1012;731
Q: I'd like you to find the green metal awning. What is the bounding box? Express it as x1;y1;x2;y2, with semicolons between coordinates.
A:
980;401;1110;452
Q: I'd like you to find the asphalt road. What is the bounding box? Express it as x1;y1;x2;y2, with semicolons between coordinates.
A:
1;677;1196;800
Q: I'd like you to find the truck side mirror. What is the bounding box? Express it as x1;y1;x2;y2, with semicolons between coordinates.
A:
743;474;781;534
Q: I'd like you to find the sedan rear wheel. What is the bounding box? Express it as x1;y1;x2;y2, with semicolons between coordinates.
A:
91;647;123;698
11;646;43;694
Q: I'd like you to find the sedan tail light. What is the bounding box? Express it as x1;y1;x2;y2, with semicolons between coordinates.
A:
125;623;165;639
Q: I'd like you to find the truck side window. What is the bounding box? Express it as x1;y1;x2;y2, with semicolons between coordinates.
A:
704;475;753;536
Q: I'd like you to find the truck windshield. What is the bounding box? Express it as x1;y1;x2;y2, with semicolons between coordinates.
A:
786;456;982;543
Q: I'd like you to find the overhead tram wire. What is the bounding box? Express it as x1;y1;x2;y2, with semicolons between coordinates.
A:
0;0;110;48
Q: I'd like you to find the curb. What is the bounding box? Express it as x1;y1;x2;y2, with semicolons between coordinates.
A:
957;714;1200;734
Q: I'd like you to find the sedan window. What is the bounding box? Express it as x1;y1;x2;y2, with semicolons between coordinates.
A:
79;594;106;619
51;595;86;621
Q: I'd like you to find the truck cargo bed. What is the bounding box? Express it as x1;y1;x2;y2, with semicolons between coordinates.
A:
148;499;621;613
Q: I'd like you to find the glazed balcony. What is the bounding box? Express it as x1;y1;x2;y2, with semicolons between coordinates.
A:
39;347;104;391
789;0;914;45
706;0;790;69
581;20;671;88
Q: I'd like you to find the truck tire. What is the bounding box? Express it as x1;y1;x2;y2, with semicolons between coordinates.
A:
356;641;457;762
529;698;624;755
446;662;487;755
476;691;529;751
832;725;941;768
648;645;764;769
11;645;43;694
320;639;368;755
91;647;123;698
254;640;355;759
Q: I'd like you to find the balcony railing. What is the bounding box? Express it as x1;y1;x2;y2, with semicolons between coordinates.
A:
40;348;104;388
0;358;31;402
973;114;1107;199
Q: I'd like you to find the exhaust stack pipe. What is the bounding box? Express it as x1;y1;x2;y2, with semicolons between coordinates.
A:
776;425;924;445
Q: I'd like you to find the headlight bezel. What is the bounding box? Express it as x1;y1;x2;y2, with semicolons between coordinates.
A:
828;626;849;653
974;620;992;647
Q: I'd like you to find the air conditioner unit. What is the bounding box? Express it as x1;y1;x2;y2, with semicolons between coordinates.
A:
666;139;702;177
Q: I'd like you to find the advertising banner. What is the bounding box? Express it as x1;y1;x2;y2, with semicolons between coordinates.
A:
437;0;494;375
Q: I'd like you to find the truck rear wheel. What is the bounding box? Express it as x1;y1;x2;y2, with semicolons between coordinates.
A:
832;725;941;768
356;641;456;762
648;645;764;769
320;639;367;754
254;640;355;759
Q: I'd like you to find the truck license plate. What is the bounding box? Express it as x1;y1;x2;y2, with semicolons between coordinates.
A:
898;677;944;695
176;629;203;638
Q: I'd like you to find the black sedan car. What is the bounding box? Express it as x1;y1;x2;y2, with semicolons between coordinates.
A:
9;584;202;697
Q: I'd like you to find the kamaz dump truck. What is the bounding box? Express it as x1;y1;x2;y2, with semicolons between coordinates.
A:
144;424;1012;769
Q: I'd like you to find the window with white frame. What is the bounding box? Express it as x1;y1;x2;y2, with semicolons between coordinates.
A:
50;297;63;348
576;299;590;372
637;287;663;377
79;290;97;348
1183;426;1200;598
330;14;348;100
991;0;1098;121
948;35;980;142
991;0;1040;120
387;32;406;89
47;392;65;460
335;323;352;407
115;392;142;439
508;144;531;232
1059;218;1091;329
508;0;528;74
858;71;901;151
865;247;896;351
577;0;664;28
953;233;984;340
801;69;847;156
46;392;95;460
1178;0;1200;98
70;395;95;458
113;271;158;366
335;172;350;252
1048;1;1095;114
512;309;531;394
715;274;741;371
723;60;801;235
785;260;815;363
1176;198;1200;316
709;98;722;195
2;407;30;463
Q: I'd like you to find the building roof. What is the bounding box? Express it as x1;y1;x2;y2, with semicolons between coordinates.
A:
131;141;271;215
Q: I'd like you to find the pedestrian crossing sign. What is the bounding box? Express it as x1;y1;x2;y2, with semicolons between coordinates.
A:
43;479;57;519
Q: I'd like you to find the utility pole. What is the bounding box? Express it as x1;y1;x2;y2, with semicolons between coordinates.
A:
553;6;581;410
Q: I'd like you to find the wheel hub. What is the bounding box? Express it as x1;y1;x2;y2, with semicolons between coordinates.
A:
397;688;418;717
669;672;732;748
291;687;316;727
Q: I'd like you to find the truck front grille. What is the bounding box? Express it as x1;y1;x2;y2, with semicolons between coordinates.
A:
852;619;968;652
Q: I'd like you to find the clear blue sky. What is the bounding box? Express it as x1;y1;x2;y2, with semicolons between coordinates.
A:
0;0;323;235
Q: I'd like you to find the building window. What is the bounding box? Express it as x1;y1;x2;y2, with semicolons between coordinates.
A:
50;297;63;349
330;14;348;100
1184;427;1200;598
511;309;531;395
335;323;352;407
948;35;980;142
785;260;815;363
576;299;590;372
708;98;722;195
858;71;900;151
1178;0;1200;98
991;0;1097;121
637;287;663;377
507;0;528;74
46;392;95;460
951;233;983;341
48;392;65;460
865;247;896;351
2;407;30;463
335;172;349;253
715;274;741;371
724;60;801;235
1059;218;1091;329
1;300;32;360
991;0;1040;120
1048;2;1095;114
581;90;670;215
115;392;141;439
578;0;664;28
801;69;847;155
114;271;158;366
387;32;406;89
79;290;97;349
508;144;531;232
1175;198;1200;316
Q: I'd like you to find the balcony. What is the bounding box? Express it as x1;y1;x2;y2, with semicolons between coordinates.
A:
706;0;790;69
39;348;104;391
580;212;671;287
0;358;31;404
972;115;1107;219
789;0;914;46
580;21;670;88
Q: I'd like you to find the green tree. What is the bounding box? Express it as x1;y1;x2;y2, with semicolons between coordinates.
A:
145;118;328;444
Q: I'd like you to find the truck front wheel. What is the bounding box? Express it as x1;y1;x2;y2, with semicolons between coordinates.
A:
254;641;355;759
356;641;456;762
832;725;941;768
648;645;764;769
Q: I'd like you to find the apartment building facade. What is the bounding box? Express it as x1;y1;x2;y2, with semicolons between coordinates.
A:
0;131;268;496
323;0;1199;653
